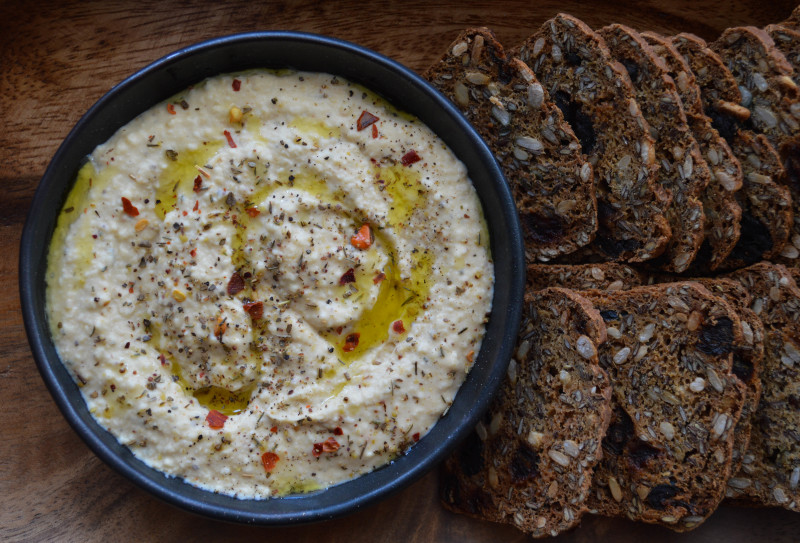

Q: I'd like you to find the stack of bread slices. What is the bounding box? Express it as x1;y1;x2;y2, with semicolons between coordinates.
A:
424;8;800;536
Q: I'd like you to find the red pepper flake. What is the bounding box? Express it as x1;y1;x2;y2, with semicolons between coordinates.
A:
467;350;475;363
190;248;197;258
261;451;279;472
193;200;199;212
373;271;386;284
227;272;245;295
232;78;241;91
339;268;356;285
372;123;379;139
343;332;360;352
205;409;228;430
159;353;167;366
356;110;379;131
335;326;343;335
223;130;237;148
312;437;340;457
350;224;373;250
392;320;406;334
193;175;203;193
333;427;344;436
270;426;278;433
245;207;261;218
401;150;421;166
412;432;420;442
243;301;264;320
121;197;139;217
166;103;176;115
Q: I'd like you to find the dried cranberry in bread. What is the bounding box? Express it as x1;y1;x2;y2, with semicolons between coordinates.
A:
598;24;709;273
583;283;747;531
440;288;611;537
642;31;744;271
513;14;672;264
423;29;597;263
724;263;800;511
671;33;793;266
527;262;644;291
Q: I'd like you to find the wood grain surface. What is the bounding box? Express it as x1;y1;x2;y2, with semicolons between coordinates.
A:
3;1;800;541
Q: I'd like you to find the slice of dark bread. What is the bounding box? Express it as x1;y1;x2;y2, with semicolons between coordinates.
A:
582;283;747;531
709;27;800;267
642;31;744;271
527;262;644;291
767;24;800;85
760;25;800;267
727;130;793;266
686;278;764;475
671;33;793;267
710;27;800;159
724;263;800;511
440;287;612;537
423;29;597;263
598;24;709;273
779;5;800;31
513;13;672;264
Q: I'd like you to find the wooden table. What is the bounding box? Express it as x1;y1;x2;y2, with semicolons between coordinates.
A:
3;1;800;541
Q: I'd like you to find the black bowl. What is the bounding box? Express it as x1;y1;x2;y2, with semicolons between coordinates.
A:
19;31;525;525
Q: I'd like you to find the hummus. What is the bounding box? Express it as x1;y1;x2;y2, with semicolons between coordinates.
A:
46;70;494;498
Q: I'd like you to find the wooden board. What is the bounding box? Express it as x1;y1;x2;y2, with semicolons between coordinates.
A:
2;1;800;541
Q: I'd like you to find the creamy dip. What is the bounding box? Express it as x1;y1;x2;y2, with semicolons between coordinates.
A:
46;70;493;498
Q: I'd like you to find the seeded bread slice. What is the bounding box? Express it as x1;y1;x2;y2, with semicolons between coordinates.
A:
687;278;765;474
582;283;747;531
767;24;800;87
440;287;612;537
762;25;800;266
779;5;800;31
513;14;672;263
708;28;800;266
598;24;709;273
527;262;644;291
423;29;597;263
727;130;793;266
642;31;744;271
711;27;800;153
671;33;793;266
724;263;800;511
